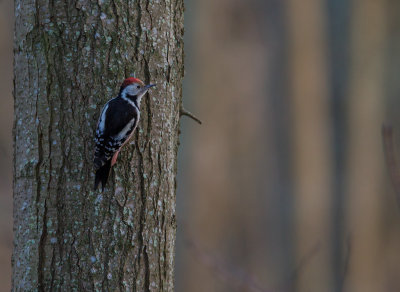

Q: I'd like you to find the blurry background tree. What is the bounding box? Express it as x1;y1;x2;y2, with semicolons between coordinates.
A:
2;0;400;291
12;0;183;290
176;0;400;292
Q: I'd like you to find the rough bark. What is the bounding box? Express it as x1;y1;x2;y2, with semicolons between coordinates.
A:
13;0;183;291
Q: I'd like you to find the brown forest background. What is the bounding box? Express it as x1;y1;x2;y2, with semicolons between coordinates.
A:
2;0;400;291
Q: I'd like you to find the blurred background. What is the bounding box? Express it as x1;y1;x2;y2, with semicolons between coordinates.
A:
2;0;400;291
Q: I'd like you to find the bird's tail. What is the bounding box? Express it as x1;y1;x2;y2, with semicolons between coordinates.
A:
94;159;112;191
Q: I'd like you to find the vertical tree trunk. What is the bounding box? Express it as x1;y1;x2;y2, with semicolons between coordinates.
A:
13;0;183;291
286;0;334;291
344;0;386;291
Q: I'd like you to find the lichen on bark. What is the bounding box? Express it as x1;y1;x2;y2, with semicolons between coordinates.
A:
13;0;183;291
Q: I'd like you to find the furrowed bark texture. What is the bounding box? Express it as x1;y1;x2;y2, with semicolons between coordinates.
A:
13;0;183;290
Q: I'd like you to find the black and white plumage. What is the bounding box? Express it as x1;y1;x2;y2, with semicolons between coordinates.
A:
93;77;155;191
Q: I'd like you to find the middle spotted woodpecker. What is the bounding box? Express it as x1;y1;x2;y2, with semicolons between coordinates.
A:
93;77;155;191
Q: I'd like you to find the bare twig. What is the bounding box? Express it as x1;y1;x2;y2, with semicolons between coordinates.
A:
279;242;321;291
186;238;273;292
382;124;400;208
339;234;352;291
180;107;202;125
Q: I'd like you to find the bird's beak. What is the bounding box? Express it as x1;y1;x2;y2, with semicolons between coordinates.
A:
139;84;156;98
139;84;156;96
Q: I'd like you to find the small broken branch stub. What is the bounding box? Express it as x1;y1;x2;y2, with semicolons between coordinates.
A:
180;107;202;125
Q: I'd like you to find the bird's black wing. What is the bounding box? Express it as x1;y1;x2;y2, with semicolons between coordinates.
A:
101;98;138;138
94;98;138;169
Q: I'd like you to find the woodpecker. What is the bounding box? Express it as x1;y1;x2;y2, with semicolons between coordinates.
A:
93;77;155;191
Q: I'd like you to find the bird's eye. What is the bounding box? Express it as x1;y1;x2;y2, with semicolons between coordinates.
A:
137;85;140;89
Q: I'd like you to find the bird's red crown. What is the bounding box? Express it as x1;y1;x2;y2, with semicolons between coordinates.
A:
121;77;145;89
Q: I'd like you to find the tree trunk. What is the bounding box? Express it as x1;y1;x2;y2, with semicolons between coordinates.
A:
344;0;386;291
286;0;334;291
13;0;183;291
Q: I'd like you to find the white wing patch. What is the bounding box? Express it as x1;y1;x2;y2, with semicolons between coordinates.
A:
97;103;109;134
114;109;140;141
